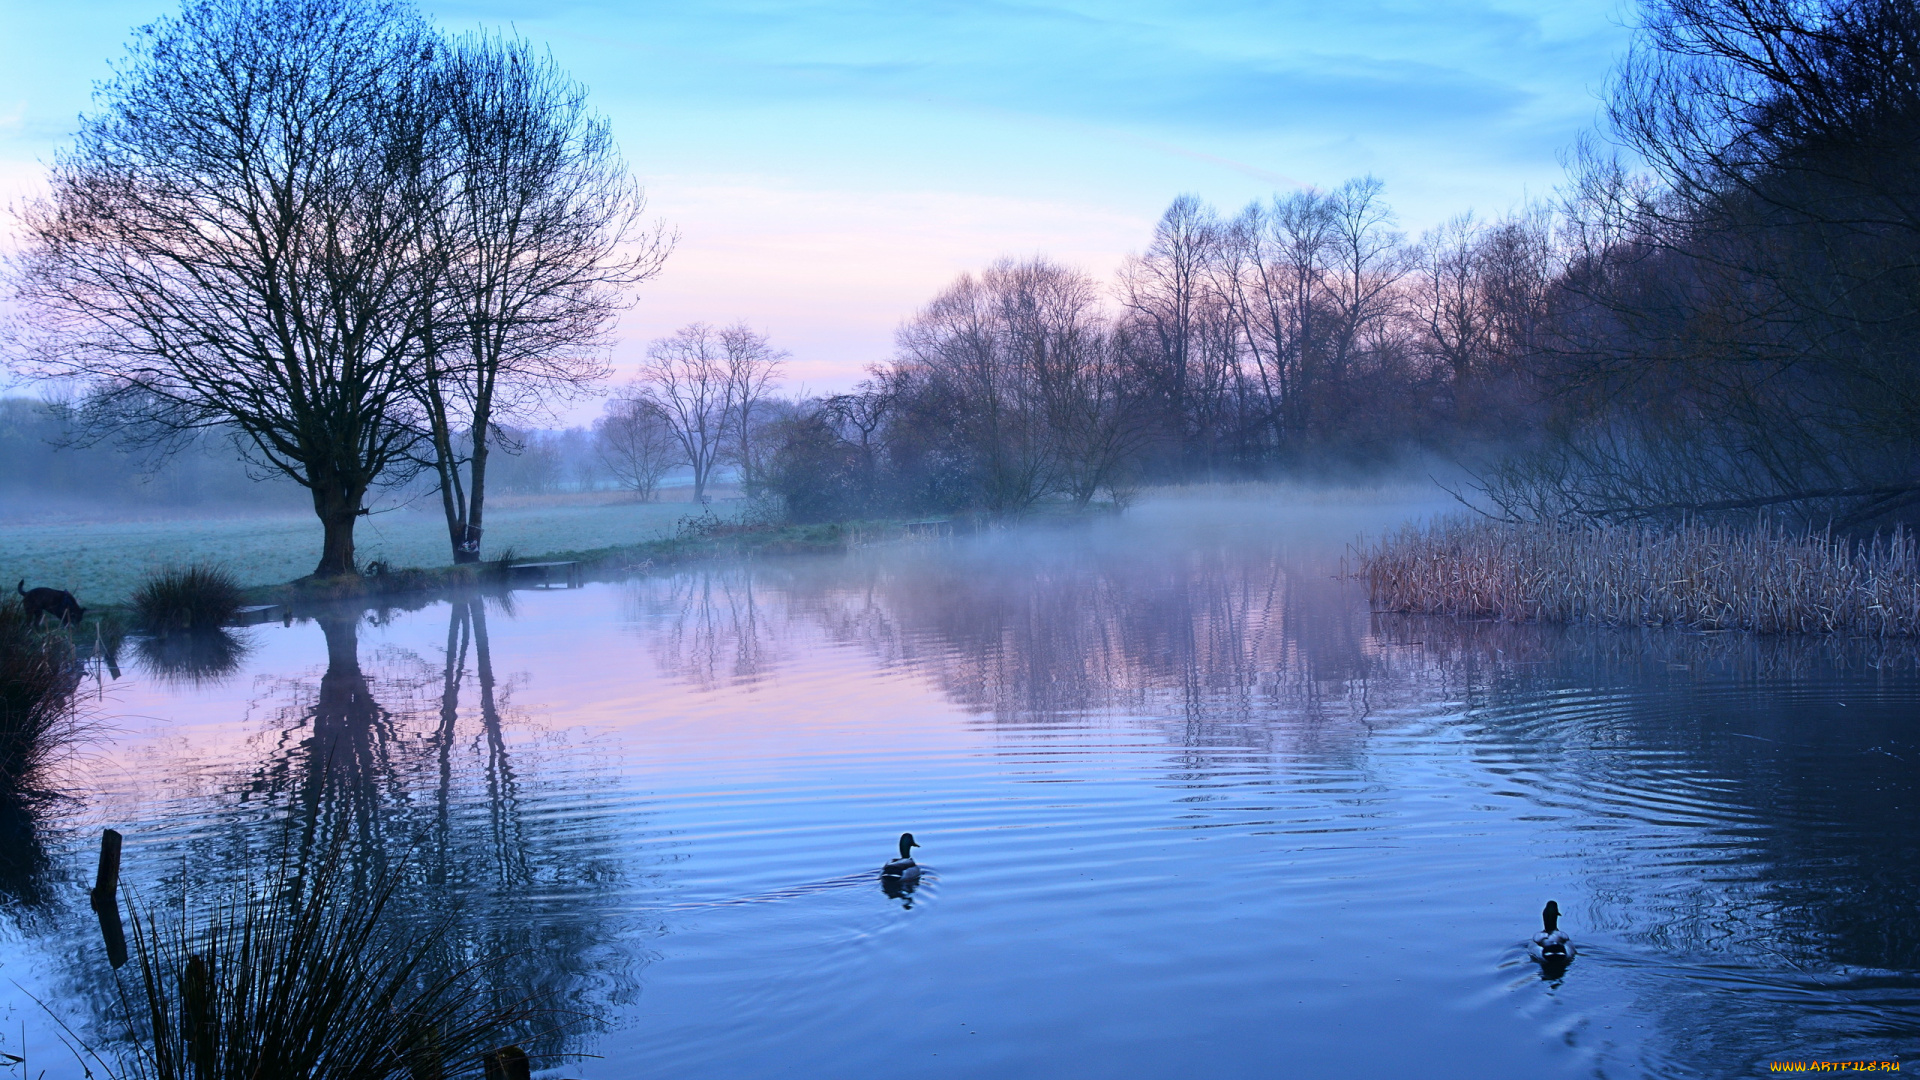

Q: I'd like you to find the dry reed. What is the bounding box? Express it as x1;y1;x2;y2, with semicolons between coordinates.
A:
1359;517;1920;636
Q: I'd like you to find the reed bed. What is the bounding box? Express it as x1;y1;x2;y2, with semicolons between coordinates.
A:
1360;517;1920;636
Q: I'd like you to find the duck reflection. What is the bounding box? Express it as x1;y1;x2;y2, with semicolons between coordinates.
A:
878;868;921;909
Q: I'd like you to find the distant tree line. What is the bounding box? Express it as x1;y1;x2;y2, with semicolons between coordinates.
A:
761;0;1920;531
0;394;662;516
759;182;1551;522
0;397;307;515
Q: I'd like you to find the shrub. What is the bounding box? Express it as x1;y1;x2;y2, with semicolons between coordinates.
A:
133;565;245;632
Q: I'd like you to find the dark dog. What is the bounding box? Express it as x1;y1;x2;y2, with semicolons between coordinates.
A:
17;580;86;626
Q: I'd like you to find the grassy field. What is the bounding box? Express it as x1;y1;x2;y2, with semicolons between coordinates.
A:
0;493;730;606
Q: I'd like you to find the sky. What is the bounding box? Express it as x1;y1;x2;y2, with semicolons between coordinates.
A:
0;0;1636;402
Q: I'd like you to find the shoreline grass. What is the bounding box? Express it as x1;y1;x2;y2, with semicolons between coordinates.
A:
1360;516;1920;636
89;850;558;1080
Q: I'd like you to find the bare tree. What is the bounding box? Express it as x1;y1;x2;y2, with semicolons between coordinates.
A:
997;260;1141;506
717;325;786;497
1119;196;1230;470
1322;178;1410;385
595;393;680;500
1412;208;1555;432
897;264;1062;512
8;0;439;576
637;323;733;504
414;33;670;561
1414;214;1496;386
1215;190;1336;454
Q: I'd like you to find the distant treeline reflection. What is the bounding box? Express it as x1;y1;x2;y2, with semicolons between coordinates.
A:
632;545;1920;986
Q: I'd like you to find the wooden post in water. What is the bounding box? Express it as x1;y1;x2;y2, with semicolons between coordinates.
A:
90;828;128;969
481;1045;531;1080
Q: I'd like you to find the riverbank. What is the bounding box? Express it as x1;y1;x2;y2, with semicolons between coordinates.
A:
1360;516;1920;635
252;515;869;607
0;492;723;608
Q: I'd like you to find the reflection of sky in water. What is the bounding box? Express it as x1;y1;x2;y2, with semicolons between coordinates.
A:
3;494;1917;1078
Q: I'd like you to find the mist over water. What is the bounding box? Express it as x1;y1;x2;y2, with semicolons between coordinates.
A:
1;487;1915;1079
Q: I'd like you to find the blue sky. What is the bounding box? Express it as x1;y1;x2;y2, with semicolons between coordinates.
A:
0;0;1634;394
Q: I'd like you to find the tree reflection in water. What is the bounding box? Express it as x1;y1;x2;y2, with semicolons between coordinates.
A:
631;566;786;690
112;597;649;1067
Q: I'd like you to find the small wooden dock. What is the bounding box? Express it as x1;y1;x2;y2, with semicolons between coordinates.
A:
508;561;582;589
229;604;291;627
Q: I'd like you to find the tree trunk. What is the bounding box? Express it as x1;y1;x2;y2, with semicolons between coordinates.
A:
463;416;491;564
313;486;364;577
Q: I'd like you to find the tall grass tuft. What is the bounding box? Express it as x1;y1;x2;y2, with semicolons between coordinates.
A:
133;565;245;632
1360;516;1920;635
0;599;80;797
0;599;83;907
97;853;557;1080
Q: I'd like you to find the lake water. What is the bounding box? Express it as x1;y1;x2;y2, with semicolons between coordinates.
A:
2;491;1916;1078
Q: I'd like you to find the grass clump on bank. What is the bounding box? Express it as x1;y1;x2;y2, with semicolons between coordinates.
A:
133;564;244;631
1361;517;1920;635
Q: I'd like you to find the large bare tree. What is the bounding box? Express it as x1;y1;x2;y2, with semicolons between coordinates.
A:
9;0;439;576
414;34;670;562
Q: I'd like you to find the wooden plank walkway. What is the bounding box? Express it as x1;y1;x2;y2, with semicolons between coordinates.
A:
508;561;582;588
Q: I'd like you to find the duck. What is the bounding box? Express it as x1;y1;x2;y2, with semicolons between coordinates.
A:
881;833;921;878
1528;900;1576;964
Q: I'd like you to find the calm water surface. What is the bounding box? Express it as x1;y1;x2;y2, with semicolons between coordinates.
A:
2;493;1916;1078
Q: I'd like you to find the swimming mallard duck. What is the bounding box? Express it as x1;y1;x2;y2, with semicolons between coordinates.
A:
1528;900;1576;964
881;833;921;878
